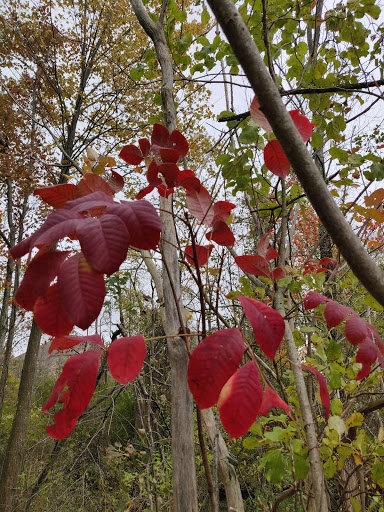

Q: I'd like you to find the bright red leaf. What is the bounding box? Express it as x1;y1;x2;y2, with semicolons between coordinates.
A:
34;283;73;337
159;148;180;163
136;184;155;199
107;336;147;385
58;253;105;330
303;365;330;420
64;191;114;215
187;328;245;409
356;337;378;380
258;384;291;416
303;291;328;310
264;140;291;178
34;184;77;209
49;334;105;353
157;184;174;197
151;123;189;160
324;301;351;328
77;214;130;275
184;244;214;267
237;296;285;360
186;186;214;226
250;97;272;133
42;350;102;439
218;362;262;439
257;232;271;259
212;201;236;224
177;170;201;192
344;314;369;345
272;267;286;280
119;144;144;165
206;221;235;246
158;162;180;187
234;255;271;279
266;247;279;261
15;250;69;311
289;110;315;143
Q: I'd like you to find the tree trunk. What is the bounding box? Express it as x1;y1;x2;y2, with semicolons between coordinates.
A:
0;320;42;512
128;2;198;510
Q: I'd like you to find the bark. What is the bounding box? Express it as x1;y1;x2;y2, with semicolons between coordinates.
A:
206;0;384;308
128;1;198;509
0;257;13;353
0;320;42;512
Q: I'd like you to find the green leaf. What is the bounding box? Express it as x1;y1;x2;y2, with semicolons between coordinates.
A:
350;497;362;512
363;294;383;311
326;339;341;361
329;367;343;389
323;457;337;478
238;123;259;144
258;449;285;484
372;460;384;488
330;398;343;416
293;453;309;480
242;437;260;449
201;6;210;25
311;131;324;149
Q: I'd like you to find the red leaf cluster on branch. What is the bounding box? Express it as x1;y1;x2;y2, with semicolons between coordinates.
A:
187;299;289;438
304;292;382;380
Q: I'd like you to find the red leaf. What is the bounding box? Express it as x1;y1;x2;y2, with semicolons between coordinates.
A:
177;170;201;192
49;334;104;353
151;123;189;161
234;255;272;279
257;232;271;259
344;314;369;345
138;139;150;158
157;184;174;197
34;283;73;337
42;350;102;439
146;161;162;186
186;186;214;226
289;110;315;143
77;214;130;275
185;244;214;267
107;336;146;385
272;267;286;280
206;221;235;246
34;184;77;209
77;174;114;198
258;384;291;416
11;210;82;258
212;201;236;224
266;247;279;261
159;148;180;163
58;253;105;330
119;144;143;165
15;250;69;311
64;191;114;215
237;296;285;360
158;162;180;187
218;362;262;439
106;200;162;250
324;301;351;328
356;337;378;380
187;328;245;409
303;366;330;420
250;97;272;133
264;140;291;177
136;184;155;199
303;291;328;310
107;171;124;194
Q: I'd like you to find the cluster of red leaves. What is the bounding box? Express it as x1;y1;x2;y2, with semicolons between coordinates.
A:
187;298;290;438
11;173;162;336
303;257;338;276
304;291;384;381
119;124;237;265
250;97;315;178
11;171;162;438
42;334;146;439
234;232;285;281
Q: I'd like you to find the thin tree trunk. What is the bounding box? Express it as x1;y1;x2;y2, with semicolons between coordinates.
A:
128;2;198;509
0;258;14;353
0;320;42;512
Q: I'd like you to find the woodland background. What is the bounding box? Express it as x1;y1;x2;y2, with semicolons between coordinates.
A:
0;0;384;511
